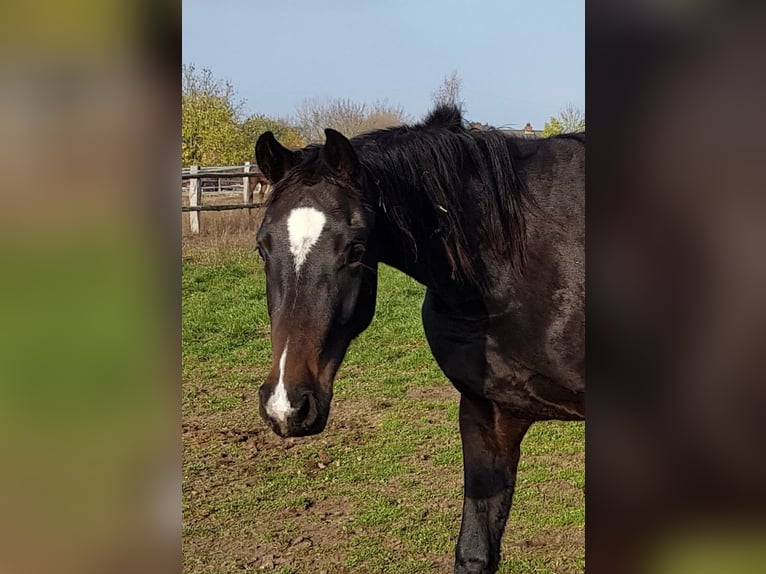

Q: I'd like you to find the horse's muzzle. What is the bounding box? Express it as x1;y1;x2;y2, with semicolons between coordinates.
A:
258;384;328;437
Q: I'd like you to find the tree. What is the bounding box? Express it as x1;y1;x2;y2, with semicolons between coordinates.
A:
241;115;305;152
357;100;409;135
558;103;586;133
294;97;407;143
542;117;564;137
182;64;247;166
432;70;463;109
542;104;585;137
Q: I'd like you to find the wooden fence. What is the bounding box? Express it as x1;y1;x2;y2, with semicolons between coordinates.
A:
182;163;270;234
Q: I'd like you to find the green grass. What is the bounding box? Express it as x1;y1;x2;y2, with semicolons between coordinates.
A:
182;247;584;573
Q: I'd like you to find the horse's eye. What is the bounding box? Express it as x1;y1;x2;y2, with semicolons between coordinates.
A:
345;243;366;266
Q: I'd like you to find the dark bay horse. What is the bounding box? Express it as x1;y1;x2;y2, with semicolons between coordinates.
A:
254;105;584;574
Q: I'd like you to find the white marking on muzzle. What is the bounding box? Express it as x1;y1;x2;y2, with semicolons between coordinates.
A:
265;341;296;423
287;207;326;273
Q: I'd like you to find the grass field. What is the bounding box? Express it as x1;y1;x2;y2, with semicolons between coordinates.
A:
182;242;584;574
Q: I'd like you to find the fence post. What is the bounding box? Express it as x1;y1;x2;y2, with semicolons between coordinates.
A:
243;161;253;205
189;165;201;234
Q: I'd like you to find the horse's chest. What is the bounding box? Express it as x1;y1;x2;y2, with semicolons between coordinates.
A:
421;291;488;395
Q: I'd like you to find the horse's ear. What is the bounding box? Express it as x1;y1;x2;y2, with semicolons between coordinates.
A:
255;131;299;183
321;128;358;180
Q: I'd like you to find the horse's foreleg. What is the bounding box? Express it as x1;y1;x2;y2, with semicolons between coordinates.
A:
454;394;532;574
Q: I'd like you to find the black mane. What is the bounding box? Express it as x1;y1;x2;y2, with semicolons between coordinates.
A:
422;103;464;128
351;104;530;289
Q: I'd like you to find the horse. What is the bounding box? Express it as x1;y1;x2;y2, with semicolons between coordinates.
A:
253;104;584;574
247;170;272;201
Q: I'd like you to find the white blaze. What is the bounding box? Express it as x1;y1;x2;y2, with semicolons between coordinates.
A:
287;207;326;272
265;341;296;422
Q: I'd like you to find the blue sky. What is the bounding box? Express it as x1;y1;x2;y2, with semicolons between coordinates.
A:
182;1;583;130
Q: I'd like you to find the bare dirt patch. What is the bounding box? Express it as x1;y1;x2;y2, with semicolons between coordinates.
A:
185;395;582;573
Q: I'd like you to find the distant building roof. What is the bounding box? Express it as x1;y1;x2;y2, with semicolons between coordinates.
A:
501;128;543;138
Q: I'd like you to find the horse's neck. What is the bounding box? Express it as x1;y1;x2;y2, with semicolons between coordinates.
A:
373;211;482;305
373;215;427;284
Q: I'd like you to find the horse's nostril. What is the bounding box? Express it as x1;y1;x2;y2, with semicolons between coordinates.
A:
297;395;311;420
296;393;319;429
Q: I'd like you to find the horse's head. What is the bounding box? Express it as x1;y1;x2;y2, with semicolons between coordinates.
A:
254;129;378;437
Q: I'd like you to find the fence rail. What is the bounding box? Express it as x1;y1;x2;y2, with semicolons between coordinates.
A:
182;163;270;234
182;203;263;212
182;171;263;180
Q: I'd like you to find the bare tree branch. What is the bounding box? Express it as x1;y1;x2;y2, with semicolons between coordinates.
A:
294;97;408;143
432;70;463;109
559;103;585;133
